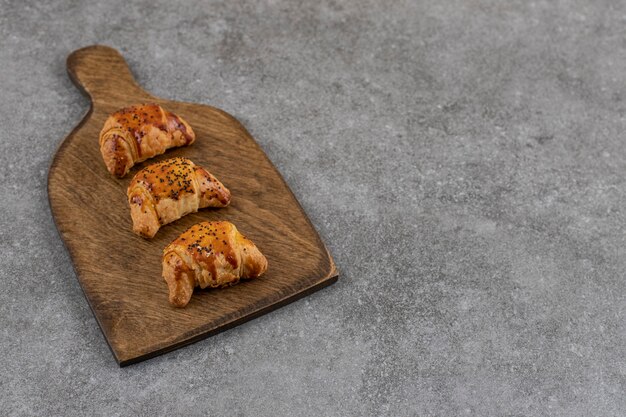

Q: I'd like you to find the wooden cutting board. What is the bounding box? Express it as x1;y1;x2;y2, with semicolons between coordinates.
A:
47;45;338;366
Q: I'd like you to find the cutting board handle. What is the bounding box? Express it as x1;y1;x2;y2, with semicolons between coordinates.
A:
67;45;153;105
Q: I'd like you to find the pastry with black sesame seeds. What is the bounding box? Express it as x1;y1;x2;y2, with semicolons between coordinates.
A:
162;221;268;307
99;103;195;177
127;157;230;238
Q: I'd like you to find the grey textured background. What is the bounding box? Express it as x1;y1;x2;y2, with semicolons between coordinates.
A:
1;0;625;415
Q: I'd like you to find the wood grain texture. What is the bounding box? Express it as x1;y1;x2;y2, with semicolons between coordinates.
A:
47;45;337;366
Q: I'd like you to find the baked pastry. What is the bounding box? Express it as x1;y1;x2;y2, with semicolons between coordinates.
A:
162;221;268;307
99;104;195;177
127;157;230;238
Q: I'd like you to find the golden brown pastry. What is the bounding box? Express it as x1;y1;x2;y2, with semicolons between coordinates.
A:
127;157;230;238
99;103;195;177
162;221;268;307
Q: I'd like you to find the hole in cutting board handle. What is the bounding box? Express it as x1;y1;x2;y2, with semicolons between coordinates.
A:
66;45;153;105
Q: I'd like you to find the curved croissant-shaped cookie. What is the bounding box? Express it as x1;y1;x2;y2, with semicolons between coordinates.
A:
162;221;268;307
99;103;195;177
128;157;231;238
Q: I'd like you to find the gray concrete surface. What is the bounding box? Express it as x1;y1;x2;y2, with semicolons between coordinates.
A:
1;0;625;415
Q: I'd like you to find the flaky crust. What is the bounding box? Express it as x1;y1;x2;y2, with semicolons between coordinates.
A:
99;104;195;177
162;221;268;307
127;157;230;238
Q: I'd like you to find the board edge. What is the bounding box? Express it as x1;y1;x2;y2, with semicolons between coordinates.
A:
118;262;338;366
